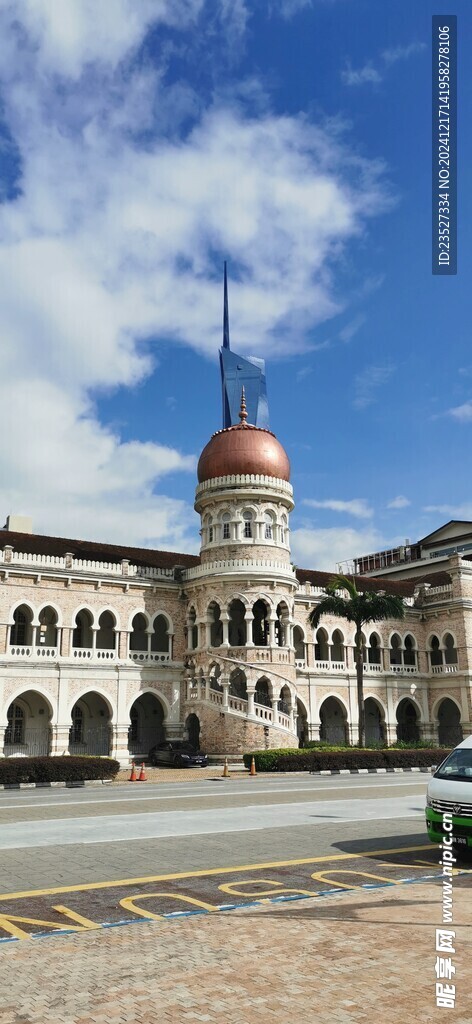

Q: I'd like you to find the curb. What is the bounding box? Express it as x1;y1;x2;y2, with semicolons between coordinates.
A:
310;766;434;776
0;779;114;790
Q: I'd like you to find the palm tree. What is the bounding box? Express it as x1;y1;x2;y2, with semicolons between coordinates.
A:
309;575;405;748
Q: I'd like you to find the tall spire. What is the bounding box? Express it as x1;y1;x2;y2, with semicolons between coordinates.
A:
239;386;248;424
223;260;230;350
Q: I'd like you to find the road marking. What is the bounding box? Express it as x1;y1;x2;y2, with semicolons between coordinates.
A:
119;893;218;920
0;843;433;902
0;780;426;811
1;871;460;944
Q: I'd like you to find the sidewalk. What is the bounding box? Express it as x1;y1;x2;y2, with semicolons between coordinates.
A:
1;879;471;1024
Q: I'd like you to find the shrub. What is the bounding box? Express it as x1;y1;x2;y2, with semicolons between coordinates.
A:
0;756;120;786
243;747;451;773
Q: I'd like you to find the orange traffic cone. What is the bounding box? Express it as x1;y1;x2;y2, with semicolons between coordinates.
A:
129;761;137;782
138;762;147;782
250;756;257;777
222;757;229;778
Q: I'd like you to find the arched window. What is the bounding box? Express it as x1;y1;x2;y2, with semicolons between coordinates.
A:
264;512;274;540
10;605;33;646
293;626;305;663
208;602;222;648
331;629;344;664
254;678;271;708
228;599;247;647
390;633;402;667
5;703;24;745
222;513;231;540
71;704;84;744
130;613;147;652
243;510;253;539
37;606;58;647
276;601;289;647
315;628;329;662
430;635;442;667
403;634;416;667
208;516;214;543
252;599;269;646
368;632;381;665
187;608;198;650
96;611;116;651
444;633;458;666
151;614;169;654
72;610;93;649
229;668;247;699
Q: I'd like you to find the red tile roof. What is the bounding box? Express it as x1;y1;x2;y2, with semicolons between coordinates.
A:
0;530;200;571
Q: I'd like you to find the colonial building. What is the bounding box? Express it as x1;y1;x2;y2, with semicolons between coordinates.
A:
1;279;471;763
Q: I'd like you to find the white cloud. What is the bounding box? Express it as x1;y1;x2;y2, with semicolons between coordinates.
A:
447;401;472;423
382;42;426;66
341;63;381;87
423;504;472;521
0;377;197;548
0;2;391;546
353;364;393;410
291;526;384;572
343;40;426;88
303;498;373;520
387;495;411;510
268;0;312;17
338;313;365;343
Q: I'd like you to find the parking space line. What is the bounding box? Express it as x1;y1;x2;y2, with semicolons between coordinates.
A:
0;843;433;902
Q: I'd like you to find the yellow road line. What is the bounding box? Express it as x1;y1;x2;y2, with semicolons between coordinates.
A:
0;844;433;902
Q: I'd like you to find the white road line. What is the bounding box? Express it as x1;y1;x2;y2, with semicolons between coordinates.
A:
0;780;426;811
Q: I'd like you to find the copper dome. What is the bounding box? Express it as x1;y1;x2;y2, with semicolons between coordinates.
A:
197;398;290;484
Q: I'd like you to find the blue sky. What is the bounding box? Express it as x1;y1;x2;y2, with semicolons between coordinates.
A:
0;0;470;570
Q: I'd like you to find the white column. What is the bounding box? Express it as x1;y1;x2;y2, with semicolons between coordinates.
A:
247;688;256;716
221;615;229;646
222;680;229;710
205;621;212;648
269;617;276;647
244;612;254;647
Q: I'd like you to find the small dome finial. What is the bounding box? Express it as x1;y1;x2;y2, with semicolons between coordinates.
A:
239;386;248;424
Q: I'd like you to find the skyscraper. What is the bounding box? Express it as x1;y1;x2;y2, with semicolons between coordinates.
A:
219;263;270;429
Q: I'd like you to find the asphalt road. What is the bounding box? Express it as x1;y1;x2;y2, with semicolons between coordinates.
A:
0;773;455;942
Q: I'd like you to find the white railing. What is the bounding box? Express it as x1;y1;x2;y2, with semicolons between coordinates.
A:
295;659;306;669
73;648;93;660
95;649;116;661
315;660;331;670
277;711;291;729
35;646;58;659
128;651;171;663
0;549;175;581
254;704;273;722
389;664;418;674
209;689;223;706
431;664;458;674
183;558;296;581
363;662;383;673
252;648;291;664
228;695;247;713
423;585;453;601
8;645;32;658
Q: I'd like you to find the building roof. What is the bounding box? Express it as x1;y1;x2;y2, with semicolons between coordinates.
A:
0;530;200;571
295;567;452;597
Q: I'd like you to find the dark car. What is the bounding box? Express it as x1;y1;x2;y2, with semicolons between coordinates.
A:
148;740;208;768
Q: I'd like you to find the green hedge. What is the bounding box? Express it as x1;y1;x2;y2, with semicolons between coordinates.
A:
243;747;451;773
0;756;120;785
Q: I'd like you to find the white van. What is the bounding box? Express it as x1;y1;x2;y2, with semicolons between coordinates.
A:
426;734;472;855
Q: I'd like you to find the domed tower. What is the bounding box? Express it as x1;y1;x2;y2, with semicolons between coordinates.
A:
196;389;294;567
183;383;299;755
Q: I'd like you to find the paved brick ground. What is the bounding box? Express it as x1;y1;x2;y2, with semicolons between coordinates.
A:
1;879;471;1024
